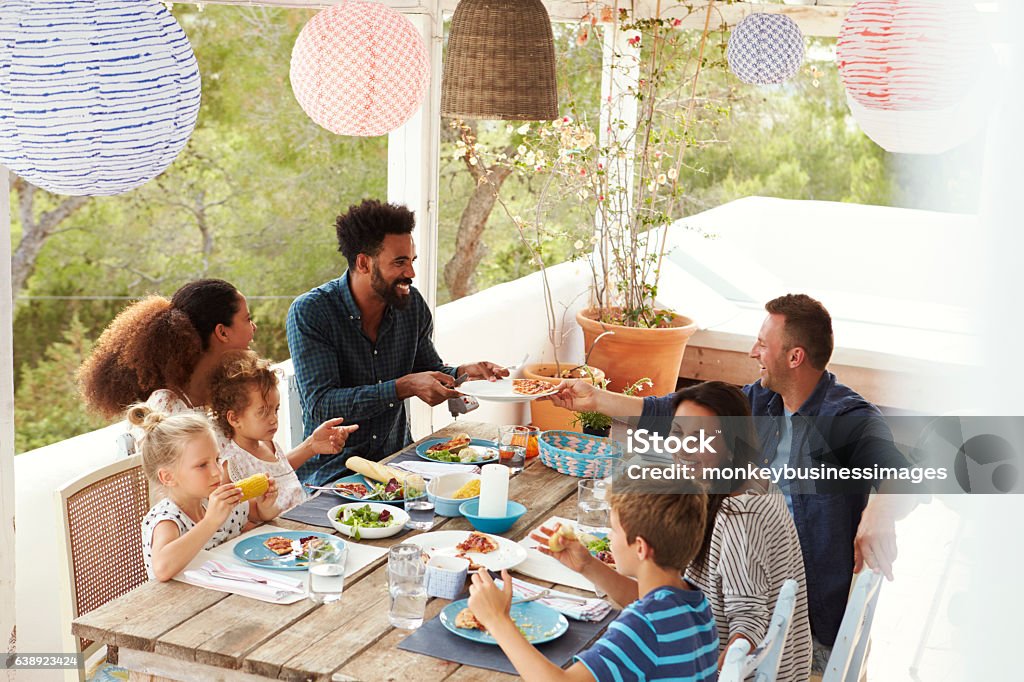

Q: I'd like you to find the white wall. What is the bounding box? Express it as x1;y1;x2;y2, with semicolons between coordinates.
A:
426;259;593;437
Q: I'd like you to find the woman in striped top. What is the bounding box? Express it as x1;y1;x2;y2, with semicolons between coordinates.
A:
672;382;811;681
534;380;811;680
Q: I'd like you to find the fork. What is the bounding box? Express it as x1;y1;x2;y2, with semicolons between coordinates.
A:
511;589;589;605
505;353;529;373
200;566;268;584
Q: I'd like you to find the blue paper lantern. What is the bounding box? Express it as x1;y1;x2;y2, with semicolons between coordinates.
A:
0;0;201;196
727;13;805;85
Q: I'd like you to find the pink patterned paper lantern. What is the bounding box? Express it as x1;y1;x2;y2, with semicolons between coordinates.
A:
290;2;429;137
836;0;985;111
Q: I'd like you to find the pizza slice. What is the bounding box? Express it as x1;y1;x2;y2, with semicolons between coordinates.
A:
455;607;487;632
512;378;553;396
263;536;294;556
334;482;369;498
455;531;500;555
426;433;472;455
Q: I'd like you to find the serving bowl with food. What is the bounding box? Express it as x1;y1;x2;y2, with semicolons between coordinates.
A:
329;502;410;540
427;472;481;517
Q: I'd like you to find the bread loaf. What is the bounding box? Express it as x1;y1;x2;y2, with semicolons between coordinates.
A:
345;456;409;484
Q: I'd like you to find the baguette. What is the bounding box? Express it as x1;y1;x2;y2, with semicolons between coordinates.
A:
345;456;409;484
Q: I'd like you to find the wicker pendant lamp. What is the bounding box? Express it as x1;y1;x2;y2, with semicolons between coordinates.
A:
442;0;558;120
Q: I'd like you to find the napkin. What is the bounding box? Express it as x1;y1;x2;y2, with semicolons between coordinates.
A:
498;577;612;622
516;516;598;592
179;558;306;604
391;460;481;480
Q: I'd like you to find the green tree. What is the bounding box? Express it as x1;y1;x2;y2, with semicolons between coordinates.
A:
14;315;111;453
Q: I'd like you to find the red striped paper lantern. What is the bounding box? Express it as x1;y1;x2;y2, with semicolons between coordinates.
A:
836;0;985;111
290;2;429;137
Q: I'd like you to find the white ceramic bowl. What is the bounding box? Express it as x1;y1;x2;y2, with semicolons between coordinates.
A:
328;502;409;539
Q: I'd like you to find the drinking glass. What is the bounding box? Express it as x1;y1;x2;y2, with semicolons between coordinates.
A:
577;477;612;536
522;426;541;459
403;475;434;531
498;425;526;474
388;544;428;629
307;539;347;604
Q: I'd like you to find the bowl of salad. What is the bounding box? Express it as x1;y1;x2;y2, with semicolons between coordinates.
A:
328;503;409;540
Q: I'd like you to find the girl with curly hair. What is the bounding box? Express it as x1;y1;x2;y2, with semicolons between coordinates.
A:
79;278;256;420
209;350;358;512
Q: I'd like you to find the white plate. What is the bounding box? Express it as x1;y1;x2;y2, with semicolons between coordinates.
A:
457;378;557;403
328;503;409;540
404;530;528;571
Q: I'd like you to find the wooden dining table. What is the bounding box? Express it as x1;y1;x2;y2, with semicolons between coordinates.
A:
73;421;607;681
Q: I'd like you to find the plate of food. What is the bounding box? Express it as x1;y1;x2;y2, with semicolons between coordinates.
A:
327;474;406;507
232;531;339;571
404;530;527;571
440;599;568;645
457;378;557;403
416;434;499;464
329;502;409;540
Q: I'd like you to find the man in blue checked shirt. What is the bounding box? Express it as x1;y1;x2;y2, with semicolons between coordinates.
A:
286;199;507;486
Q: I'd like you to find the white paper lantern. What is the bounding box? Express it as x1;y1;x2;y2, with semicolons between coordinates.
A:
290;2;430;137
0;0;201;196
727;13;805;85
837;0;986;111
846;90;985;154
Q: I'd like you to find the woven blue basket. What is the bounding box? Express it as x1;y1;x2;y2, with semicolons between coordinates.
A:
538;430;623;478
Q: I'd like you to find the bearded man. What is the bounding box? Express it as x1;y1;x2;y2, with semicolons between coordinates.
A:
286;199;506;485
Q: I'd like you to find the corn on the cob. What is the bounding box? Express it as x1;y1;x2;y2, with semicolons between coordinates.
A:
234;473;269;502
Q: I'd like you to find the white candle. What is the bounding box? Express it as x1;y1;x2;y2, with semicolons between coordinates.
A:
478;464;509;518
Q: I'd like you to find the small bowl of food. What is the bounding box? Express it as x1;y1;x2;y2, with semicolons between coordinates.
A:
458;499;527;534
329;502;409;540
427;472;481;517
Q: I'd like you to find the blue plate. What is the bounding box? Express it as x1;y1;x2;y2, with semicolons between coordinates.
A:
439;598;569;645
416;438;499;465
328;473;406;507
232;531;340;571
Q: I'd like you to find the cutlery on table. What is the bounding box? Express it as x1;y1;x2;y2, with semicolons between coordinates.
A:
200;566;268;584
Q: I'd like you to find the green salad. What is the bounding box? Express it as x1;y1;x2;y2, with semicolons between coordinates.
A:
425;446;484;463
337;504;396;540
585;536;611;553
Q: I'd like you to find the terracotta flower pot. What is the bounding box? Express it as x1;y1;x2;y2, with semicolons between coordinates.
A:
576;307;697;397
523;363;606;433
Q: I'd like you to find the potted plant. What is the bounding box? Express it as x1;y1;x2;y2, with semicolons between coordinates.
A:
571;376;653;437
451;2;723;415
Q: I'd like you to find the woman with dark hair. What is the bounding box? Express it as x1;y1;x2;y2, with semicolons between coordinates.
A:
79;279;256;418
533;381;811;680
79;279;353;461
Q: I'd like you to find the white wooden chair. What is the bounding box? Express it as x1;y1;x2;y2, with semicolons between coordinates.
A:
822;569;883;682
719;578;799;682
55;455;150;681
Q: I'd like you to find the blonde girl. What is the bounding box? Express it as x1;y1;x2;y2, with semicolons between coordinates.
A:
209;350;357;512
131;405;279;581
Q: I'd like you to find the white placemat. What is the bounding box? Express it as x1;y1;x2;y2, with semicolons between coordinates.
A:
173;523;388;603
516;516;598;593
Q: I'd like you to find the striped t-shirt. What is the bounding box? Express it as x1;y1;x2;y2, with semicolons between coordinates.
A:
576;585;719;682
685;489;812;682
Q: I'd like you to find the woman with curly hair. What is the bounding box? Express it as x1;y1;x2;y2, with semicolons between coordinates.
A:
79;278;257;428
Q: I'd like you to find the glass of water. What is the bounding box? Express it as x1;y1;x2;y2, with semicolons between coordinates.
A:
307;539;347;604
577;477;612;536
404;474;434;531
388;544;428;629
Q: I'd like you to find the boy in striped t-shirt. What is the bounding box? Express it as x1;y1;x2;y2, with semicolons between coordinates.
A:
467;490;719;681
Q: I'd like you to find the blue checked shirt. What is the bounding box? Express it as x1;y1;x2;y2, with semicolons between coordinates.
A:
286;272;457;486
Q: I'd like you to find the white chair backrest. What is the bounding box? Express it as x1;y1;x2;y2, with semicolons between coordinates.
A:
719;578;799;682
823;569;884;682
55;454;149;681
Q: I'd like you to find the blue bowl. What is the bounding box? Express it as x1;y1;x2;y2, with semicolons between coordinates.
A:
458;500;527;534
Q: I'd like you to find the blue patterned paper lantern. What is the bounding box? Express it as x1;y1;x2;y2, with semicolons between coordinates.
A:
727;13;805;85
0;0;201;196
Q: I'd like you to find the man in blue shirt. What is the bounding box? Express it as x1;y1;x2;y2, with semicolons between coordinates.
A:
547;294;912;671
286;200;506;486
